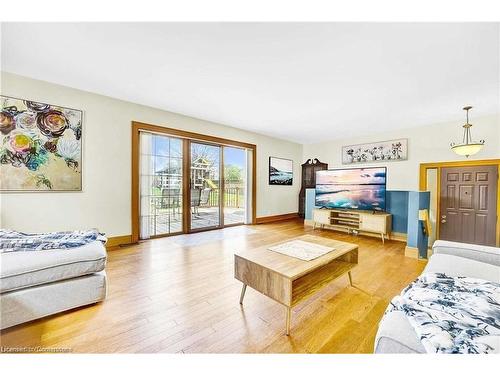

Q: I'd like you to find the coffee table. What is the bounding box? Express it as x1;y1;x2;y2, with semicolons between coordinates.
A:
234;234;358;335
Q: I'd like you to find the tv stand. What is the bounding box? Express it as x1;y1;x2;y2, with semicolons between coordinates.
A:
312;208;391;243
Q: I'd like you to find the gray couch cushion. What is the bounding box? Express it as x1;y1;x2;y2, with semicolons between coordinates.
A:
432;240;500;267
1;271;107;329
375;253;500;354
424;254;500;283
0;241;106;293
374;311;426;353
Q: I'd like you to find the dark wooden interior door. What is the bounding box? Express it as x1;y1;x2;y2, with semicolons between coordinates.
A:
439;165;498;246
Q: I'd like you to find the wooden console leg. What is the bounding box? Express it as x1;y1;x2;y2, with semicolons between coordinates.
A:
348;271;353;286
239;284;247;305
381;232;385;244
285;307;291;335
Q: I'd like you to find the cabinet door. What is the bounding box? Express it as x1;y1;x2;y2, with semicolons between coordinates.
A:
359;214;386;233
313;209;330;225
304;166;314;187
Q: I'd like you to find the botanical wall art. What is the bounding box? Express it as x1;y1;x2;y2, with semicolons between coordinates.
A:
269;156;293;185
0;95;83;191
342;138;408;164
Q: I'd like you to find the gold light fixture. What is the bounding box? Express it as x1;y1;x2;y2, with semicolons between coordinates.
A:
450;106;484;157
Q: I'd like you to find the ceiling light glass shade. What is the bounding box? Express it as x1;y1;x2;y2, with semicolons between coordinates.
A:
451;143;484;157
450;106;485;158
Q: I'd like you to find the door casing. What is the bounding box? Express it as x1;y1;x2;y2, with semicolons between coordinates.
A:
439;165;497;245
131;121;257;243
419;159;500;246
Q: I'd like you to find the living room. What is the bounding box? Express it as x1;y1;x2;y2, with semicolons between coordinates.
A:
1;2;499;373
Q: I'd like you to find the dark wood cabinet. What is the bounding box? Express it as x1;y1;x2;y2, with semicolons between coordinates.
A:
298;158;328;218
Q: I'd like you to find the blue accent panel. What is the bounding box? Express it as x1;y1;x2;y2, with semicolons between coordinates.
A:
385;191;409;234
305;189;409;233
407;191;431;258
417;192;430;258
305;188;316;220
407;192;420;248
304;188;430;258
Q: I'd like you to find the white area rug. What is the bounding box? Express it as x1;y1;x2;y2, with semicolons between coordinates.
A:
268;240;335;261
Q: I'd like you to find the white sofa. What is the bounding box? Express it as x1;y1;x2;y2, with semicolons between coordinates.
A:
374;240;500;353
0;241;107;329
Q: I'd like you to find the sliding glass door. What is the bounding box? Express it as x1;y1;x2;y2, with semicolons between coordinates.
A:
139;132;183;239
190;142;221;231
223;146;246;225
189;143;247;231
137;127;251;238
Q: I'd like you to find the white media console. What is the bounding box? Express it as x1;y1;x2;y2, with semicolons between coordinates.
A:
312;208;392;243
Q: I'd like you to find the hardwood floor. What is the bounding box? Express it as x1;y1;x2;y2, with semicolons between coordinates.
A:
0;219;426;353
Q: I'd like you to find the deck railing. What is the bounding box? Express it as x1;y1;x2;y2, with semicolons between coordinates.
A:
155;182;244;209
207;186;244;208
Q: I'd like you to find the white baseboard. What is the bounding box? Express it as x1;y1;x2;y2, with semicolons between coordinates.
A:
405;246;432;260
389;232;407;242
304;219;314;227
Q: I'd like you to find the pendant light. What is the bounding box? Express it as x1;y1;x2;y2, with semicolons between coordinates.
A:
450;106;484;157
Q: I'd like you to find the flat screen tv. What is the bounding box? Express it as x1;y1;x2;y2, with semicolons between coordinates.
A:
315;167;386;211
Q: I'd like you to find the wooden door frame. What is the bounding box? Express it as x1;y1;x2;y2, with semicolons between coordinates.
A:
131;121;257;243
419;159;500;246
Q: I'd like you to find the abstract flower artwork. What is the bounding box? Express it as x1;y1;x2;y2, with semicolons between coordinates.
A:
0;96;83;191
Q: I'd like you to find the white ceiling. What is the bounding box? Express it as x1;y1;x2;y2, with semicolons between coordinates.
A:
1;23;499;144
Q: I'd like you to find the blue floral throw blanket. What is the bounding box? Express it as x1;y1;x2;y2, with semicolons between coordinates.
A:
0;229;107;253
386;273;500;354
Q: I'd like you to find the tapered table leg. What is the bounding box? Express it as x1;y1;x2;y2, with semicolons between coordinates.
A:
285;307;291;335
239;284;247;305
348;271;353;286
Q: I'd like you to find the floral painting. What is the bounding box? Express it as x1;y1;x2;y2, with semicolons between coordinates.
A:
0;96;82;191
341;138;408;164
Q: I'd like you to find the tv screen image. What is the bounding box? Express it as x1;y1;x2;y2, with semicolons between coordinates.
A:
315;167;386;211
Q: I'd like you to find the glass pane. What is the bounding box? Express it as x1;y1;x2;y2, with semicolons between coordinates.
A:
170;138;182;158
223;147;246;225
190;142;220;230
140;132;153;155
153;136;170;157
168;157;183;177
139;132;183;238
140;155;155;177
154;155;170;174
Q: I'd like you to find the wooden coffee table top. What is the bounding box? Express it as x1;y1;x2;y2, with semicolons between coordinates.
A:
234;234;358;280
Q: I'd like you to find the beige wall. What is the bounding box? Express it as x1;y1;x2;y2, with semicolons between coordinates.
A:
2;71;498;237
0;72;303;237
302;114;500;191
